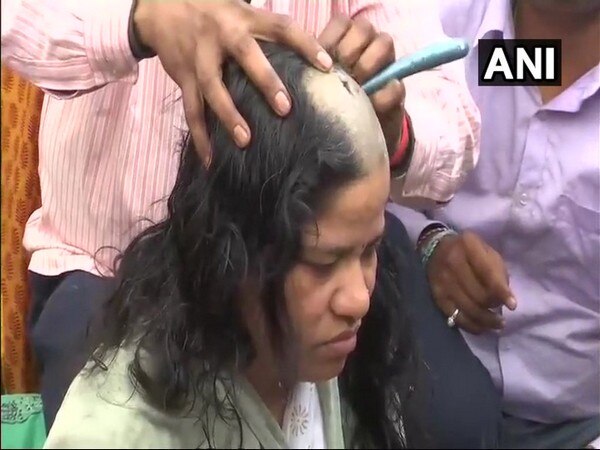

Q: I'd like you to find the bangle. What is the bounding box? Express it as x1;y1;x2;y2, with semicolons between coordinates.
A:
389;114;410;168
128;0;157;60
390;114;415;180
420;228;457;267
417;223;448;250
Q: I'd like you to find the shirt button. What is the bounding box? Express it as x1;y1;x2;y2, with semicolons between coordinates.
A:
518;192;529;206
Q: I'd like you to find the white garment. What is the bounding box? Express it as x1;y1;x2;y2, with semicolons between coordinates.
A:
282;383;326;449
588;435;600;449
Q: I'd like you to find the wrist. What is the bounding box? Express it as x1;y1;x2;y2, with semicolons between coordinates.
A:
129;0;157;60
417;223;447;250
418;225;457;267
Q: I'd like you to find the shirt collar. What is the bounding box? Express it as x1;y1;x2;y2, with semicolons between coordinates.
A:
582;66;600;99
543;65;600;113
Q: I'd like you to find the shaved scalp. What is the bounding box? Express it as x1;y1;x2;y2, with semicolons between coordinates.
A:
303;66;389;172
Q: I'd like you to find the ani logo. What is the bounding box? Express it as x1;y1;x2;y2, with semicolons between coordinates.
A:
478;39;561;86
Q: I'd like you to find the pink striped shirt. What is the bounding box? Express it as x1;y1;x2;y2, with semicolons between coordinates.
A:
1;0;480;277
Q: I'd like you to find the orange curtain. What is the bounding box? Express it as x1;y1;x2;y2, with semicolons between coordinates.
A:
1;66;44;393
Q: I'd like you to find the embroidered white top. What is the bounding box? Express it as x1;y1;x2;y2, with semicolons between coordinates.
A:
283;382;325;449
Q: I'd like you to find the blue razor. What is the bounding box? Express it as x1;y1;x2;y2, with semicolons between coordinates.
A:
361;38;470;95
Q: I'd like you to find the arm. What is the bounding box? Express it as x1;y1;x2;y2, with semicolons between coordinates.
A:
350;0;481;205
1;0;138;97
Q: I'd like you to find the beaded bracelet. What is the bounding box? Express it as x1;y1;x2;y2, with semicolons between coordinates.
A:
417;223;448;250
420;228;458;267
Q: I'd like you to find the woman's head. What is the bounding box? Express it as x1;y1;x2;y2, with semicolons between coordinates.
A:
95;42;422;448
169;43;391;384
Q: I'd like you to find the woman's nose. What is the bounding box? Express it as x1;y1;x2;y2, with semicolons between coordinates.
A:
330;259;372;321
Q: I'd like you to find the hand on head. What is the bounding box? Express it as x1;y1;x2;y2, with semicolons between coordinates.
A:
133;2;405;163
318;16;406;155
133;0;333;161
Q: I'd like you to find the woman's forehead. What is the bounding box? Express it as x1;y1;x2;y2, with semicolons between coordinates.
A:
301;164;390;250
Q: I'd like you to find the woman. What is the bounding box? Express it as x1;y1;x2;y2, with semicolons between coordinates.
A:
44;43;427;448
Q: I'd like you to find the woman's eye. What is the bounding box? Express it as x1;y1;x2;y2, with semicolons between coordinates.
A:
308;260;338;275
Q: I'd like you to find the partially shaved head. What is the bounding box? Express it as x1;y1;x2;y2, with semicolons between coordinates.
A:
195;41;392;241
303;66;389;173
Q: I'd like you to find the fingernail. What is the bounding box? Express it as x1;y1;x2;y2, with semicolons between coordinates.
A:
506;296;517;310
233;125;249;147
317;50;333;70
274;91;291;115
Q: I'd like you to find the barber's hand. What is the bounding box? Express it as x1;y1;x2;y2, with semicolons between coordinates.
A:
427;231;517;334
134;0;333;162
318;16;405;155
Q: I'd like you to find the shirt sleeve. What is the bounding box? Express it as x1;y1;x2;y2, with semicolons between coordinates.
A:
1;0;139;97
346;0;481;204
386;203;441;246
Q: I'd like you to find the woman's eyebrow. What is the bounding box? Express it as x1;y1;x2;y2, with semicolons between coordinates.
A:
309;233;384;257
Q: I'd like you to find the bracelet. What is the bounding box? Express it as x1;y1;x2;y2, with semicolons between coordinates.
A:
389;114;410;168
420;228;457;267
417;223;448;250
390;114;415;180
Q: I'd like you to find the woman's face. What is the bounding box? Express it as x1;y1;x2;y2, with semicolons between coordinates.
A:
242;66;391;386
284;160;390;382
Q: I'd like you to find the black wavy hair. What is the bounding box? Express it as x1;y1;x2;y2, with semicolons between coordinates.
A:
91;42;426;448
